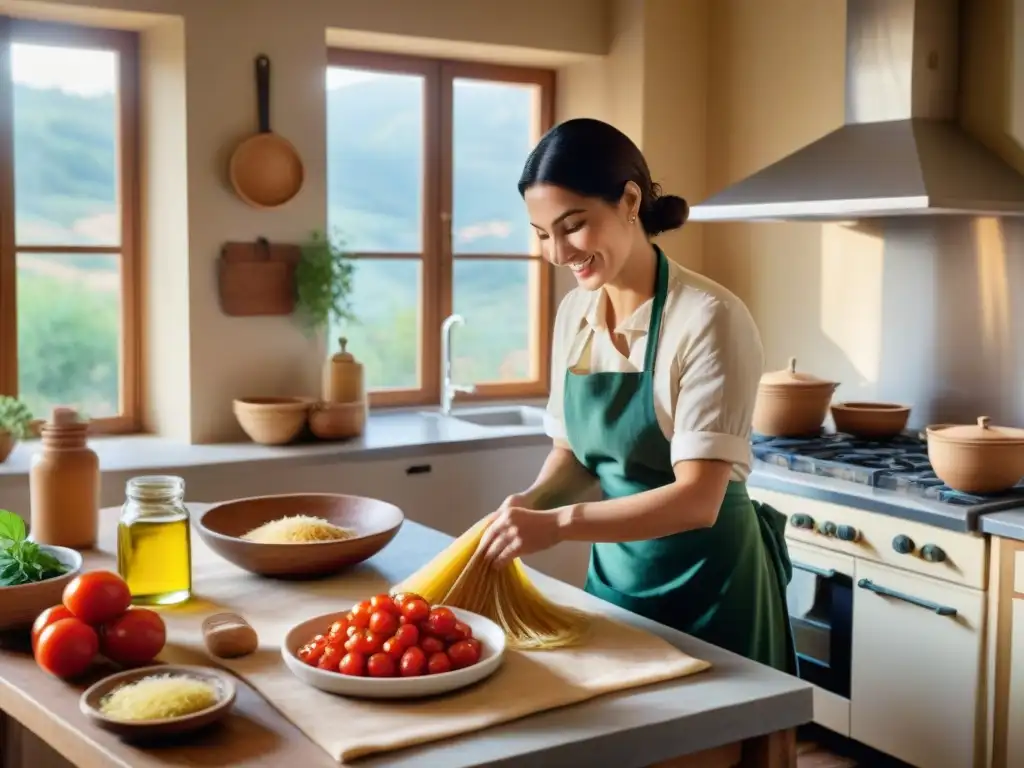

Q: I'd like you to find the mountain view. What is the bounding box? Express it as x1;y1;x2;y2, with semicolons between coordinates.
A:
12;47;544;419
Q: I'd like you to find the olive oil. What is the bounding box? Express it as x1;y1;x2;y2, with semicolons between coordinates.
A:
117;476;192;606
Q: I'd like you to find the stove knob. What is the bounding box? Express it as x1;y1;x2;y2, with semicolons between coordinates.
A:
837;525;860;542
892;534;916;555
819;521;837;537
920;544;947;563
790;514;815;530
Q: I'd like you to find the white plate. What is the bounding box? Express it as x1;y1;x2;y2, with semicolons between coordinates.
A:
281;606;506;699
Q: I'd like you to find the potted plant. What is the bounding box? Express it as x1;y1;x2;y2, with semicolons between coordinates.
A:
294;229;356;333
0;396;33;463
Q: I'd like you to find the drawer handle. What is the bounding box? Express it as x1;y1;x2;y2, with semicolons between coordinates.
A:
793;561;836;579
405;464;433;475
856;578;957;617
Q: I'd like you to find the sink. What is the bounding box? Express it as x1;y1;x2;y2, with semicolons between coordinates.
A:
424;405;546;429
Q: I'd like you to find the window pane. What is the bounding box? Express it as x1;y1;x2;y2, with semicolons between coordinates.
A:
451;79;540;255
452;259;537;383
332;259;421;391
17;253;121;419
327;67;424;252
12;44;120;246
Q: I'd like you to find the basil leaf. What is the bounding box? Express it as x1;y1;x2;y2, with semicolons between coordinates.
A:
0;510;26;546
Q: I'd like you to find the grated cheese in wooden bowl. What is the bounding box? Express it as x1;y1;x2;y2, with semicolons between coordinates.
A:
99;674;220;721
240;515;357;544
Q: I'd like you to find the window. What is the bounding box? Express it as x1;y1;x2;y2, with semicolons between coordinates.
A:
0;18;140;433
326;50;555;407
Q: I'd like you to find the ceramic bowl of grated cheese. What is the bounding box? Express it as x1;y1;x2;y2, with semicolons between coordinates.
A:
195;493;405;578
80;665;236;740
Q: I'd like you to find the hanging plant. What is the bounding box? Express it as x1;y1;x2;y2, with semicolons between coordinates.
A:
294;229;356;333
0;396;33;440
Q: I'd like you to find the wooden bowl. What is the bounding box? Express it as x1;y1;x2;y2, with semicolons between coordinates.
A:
195;493;404;578
80;665;235;740
0;431;14;463
233;397;313;445
0;546;82;631
309;401;366;440
831;402;911;439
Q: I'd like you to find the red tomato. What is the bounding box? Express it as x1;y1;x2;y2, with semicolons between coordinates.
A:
420;635;445;655
339;652;366;676
426;607;457;638
368;610;399;637
392;591;426;607
382;637;405;660
426;651;452;675
318;643;344;671
34;618;99;679
448;620;472;642
62;571;132;626
367;652;397;678
346;629;385;655
400;597;430;624
298;635;327;665
370;594;400;615
349;601;373;628
447;639;482;669
98;608;166;666
393;623;419;649
32;605;75;652
399;646;427;677
328;618;350;640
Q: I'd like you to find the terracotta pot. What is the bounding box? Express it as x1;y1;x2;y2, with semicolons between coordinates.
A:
831;402;911;439
752;357;838;437
309;401;366;440
233;397;313;445
0;431;13;463
926;416;1024;494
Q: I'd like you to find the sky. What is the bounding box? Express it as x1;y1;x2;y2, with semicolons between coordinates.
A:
11;43;116;96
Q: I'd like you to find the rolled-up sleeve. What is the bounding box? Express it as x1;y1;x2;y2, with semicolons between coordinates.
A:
544;291;579;441
670;298;763;468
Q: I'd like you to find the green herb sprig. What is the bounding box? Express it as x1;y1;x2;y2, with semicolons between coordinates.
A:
0;510;68;586
294;229;356;334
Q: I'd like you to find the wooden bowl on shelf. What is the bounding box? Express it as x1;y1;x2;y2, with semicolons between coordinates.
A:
195;493;404;578
831;402;911;439
233;397;314;446
309;401;366;440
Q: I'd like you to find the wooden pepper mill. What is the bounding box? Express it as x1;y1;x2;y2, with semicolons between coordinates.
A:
322;336;365;404
29;407;100;549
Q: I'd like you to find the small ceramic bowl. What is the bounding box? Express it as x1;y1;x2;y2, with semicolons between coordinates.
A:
831;401;911;439
233;396;314;445
79;665;236;740
195;493;404;578
0;546;83;632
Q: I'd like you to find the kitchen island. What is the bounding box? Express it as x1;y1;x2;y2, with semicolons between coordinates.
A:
0;505;812;768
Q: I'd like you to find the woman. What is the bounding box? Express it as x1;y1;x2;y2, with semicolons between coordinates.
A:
479;118;796;673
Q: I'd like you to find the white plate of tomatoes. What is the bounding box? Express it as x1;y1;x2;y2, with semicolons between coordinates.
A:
281;592;506;699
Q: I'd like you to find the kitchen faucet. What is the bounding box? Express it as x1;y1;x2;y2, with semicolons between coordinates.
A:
441;313;475;415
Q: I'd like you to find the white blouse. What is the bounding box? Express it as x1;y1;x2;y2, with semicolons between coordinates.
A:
545;256;764;481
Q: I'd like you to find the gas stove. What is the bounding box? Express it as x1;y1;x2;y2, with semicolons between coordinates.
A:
752;431;1024;511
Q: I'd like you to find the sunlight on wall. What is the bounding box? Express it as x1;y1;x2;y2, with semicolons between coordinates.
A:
974;216;1012;379
819;222;884;392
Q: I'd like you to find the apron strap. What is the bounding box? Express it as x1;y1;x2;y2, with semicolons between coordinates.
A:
642;246;670;373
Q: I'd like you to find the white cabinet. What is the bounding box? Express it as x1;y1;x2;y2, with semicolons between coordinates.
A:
850;559;985;768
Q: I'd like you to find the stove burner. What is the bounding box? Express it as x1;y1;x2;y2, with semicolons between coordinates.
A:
752;431;1024;508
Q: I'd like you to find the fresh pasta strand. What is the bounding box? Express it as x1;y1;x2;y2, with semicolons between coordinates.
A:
393;517;590;650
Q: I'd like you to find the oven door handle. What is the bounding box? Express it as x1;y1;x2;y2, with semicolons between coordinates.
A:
857;578;958;617
792;560;836;579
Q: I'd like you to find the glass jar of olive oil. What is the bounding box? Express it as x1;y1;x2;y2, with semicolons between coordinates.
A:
117;475;192;606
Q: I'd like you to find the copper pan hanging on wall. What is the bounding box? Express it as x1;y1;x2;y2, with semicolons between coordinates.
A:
229;54;305;209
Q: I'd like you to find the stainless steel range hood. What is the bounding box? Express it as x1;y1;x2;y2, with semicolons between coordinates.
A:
690;0;1024;222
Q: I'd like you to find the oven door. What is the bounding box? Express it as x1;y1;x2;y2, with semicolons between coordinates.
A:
786;540;854;736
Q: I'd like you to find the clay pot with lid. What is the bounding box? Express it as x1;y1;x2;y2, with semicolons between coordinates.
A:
752;357;839;437
322;336;365;404
926;416;1024;493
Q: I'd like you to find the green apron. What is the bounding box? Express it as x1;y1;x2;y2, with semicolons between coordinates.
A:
563;247;797;673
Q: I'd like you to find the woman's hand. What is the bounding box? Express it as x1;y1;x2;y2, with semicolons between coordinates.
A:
479;496;566;570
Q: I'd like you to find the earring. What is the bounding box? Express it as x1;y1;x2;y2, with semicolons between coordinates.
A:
628;215;637;224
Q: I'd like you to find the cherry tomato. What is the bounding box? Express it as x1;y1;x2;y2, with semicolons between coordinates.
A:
393;623;419;649
400;597;430;624
98;608;166;666
367;651;397;678
349;601;373;628
346;629;385;655
392;591;425;607
399;646;427;677
370;594;400;615
426;607;457;638
32;605;75;652
298;635;328;665
339;651;366;676
447;639;482;669
368;610;399;637
328;618;350;639
382;637;406;660
426;651;452;675
420;635;445;655
34;618;99;679
448;620;472;642
62;571;132;626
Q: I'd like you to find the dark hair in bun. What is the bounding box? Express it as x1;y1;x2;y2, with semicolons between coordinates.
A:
517;117;689;237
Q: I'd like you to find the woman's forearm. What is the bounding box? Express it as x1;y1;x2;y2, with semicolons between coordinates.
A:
518;442;596;510
555;460;732;542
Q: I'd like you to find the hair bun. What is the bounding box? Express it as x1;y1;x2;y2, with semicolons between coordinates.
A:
648;195;689;236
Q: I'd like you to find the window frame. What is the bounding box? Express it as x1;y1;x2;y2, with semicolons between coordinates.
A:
327;49;555;408
0;17;141;435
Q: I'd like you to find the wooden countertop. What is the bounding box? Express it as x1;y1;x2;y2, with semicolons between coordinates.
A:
0;505;812;767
